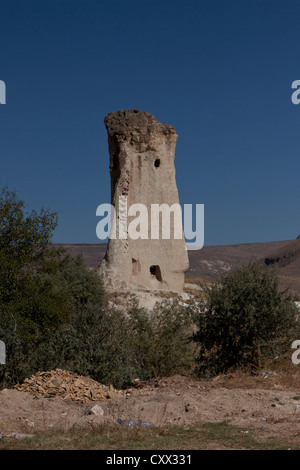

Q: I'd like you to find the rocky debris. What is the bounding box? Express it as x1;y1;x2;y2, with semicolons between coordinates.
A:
14;369;123;403
106;284;196;313
88;404;104;416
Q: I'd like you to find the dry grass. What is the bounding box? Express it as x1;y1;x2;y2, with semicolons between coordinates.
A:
208;353;300;392
1;421;299;450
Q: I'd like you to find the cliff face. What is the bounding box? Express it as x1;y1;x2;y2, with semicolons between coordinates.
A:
98;109;189;292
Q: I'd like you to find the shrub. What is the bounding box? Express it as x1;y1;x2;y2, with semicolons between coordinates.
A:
0;187;71;342
0;187;108;386
0;187;194;389
192;261;300;376
123;299;195;382
31;298;194;389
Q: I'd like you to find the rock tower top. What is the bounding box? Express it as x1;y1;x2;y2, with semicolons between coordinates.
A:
104;109;176;142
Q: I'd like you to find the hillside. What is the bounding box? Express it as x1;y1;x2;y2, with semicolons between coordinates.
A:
264;235;300;295
54;238;300;295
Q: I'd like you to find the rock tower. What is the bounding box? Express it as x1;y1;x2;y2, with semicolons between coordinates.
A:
98;109;189;291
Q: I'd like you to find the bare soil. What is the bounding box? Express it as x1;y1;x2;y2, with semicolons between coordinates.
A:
2;368;300;441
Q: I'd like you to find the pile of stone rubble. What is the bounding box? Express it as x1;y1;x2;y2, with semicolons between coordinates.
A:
14;369;122;403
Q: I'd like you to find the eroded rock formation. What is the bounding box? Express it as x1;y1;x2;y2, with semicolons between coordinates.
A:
98;109;189;291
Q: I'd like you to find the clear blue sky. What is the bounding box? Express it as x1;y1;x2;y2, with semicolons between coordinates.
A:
1;0;300;246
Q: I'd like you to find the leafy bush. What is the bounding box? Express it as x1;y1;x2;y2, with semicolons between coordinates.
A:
123;299;195;383
0;187;70;342
0;251;107;387
0;187;194;389
29;298;194;389
192;261;300;376
0;188;107;386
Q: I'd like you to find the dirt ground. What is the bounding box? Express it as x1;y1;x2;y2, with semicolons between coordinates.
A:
2;369;300;441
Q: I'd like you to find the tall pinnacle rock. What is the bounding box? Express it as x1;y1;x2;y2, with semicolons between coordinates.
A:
98;109;189;291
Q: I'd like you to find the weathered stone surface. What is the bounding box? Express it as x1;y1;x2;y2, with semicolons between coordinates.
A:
98;109;189;292
89;404;104;416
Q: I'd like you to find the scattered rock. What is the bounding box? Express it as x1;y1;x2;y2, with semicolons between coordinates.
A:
14;369;121;403
88;404;104;416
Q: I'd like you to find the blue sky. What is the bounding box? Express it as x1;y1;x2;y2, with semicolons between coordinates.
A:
1;0;300;246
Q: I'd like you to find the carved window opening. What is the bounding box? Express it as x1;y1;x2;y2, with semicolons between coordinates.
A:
150;265;162;281
154;159;160;168
132;258;141;276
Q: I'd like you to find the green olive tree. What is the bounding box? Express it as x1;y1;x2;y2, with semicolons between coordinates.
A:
193;261;300;376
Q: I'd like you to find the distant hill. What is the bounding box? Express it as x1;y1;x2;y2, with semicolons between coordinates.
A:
264;236;300;296
55;243;107;270
54;238;300;296
186;240;291;281
265;236;300;268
